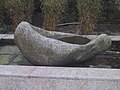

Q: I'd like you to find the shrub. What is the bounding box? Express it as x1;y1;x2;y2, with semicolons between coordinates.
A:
0;24;10;34
41;0;67;31
0;0;6;24
5;0;34;30
77;0;101;34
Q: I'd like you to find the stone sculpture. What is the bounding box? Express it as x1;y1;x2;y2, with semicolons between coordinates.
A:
15;22;111;66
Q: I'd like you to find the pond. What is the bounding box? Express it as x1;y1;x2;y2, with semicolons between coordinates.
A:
0;45;32;66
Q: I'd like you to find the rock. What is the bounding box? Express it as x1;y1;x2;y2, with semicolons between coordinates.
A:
14;21;111;66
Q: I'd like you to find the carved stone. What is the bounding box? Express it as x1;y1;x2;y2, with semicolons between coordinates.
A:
15;22;111;65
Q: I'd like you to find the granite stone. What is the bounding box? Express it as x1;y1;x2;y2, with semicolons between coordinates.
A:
15;22;111;65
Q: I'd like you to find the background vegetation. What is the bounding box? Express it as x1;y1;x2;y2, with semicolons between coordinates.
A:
5;0;34;30
41;0;67;31
77;0;101;34
0;0;120;34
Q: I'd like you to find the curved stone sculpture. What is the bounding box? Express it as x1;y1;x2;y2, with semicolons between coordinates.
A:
15;22;111;66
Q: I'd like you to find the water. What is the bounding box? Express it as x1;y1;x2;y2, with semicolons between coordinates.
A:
0;45;32;65
58;36;90;45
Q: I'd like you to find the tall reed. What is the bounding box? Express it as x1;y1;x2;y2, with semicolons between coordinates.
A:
5;0;34;30
41;0;67;31
77;0;101;34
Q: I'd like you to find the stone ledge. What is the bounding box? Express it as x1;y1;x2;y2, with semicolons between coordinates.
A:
0;65;35;77
0;65;120;90
81;35;120;41
0;65;120;80
0;34;14;40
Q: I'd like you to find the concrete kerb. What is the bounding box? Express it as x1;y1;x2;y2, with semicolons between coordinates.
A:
0;65;120;90
0;65;120;80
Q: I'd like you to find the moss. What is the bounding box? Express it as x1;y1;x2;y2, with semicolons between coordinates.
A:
13;55;24;63
0;55;11;64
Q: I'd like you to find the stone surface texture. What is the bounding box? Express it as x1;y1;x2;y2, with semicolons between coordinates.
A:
15;22;111;65
0;65;120;90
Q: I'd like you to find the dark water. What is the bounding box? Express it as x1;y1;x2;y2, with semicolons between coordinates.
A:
0;39;15;46
58;36;90;45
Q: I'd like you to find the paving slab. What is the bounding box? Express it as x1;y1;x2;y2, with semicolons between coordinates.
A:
31;66;120;80
0;65;35;77
0;65;120;90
